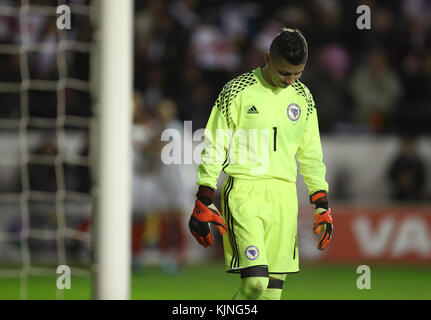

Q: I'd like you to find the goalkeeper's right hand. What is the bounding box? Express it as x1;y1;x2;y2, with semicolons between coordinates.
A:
188;186;228;247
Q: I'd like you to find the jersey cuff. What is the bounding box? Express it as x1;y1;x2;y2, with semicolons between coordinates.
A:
310;190;329;209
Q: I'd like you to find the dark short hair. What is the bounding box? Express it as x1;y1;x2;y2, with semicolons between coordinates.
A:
270;28;308;65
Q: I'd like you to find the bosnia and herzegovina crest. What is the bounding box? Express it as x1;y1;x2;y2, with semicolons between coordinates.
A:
287;103;301;121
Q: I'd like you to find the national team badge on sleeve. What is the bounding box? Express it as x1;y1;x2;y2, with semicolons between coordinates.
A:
245;245;259;260
287;103;301;121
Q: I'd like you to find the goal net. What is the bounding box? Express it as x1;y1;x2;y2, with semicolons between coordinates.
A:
0;0;95;299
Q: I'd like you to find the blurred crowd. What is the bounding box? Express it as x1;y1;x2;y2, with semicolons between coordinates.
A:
135;0;431;135
0;0;93;262
0;0;92;120
1;0;430;133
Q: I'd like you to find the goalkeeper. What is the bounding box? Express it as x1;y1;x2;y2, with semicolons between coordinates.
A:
188;28;333;300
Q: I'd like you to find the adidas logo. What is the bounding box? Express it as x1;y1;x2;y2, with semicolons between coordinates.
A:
247;106;259;114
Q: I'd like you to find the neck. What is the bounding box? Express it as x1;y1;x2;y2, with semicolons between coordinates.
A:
261;65;275;86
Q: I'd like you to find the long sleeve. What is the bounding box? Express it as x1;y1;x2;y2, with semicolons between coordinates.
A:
197;86;239;190
297;107;328;195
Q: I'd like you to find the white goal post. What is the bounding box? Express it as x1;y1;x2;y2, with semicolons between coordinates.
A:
92;0;133;300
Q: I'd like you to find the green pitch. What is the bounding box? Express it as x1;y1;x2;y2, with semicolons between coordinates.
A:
0;263;430;300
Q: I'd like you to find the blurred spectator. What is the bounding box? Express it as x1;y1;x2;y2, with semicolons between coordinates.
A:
180;81;213;130
27;137;58;192
135;0;189;66
189;12;240;73
131;94;191;271
253;20;284;59
131;90;161;261
308;44;351;132
309;0;345;46
169;62;204;122
29;19;58;80
168;0;200;30
402;0;431;53
132;90;161;176
369;6;399;53
390;51;431;134
155;99;190;272
219;1;261;41
349;48;402;132
424;47;431;102
387;136;427;202
142;66;166;116
64;135;91;194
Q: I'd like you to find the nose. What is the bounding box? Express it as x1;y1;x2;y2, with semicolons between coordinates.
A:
284;77;296;85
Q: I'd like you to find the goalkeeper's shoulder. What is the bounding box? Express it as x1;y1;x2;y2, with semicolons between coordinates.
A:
291;80;315;110
211;70;259;129
216;70;259;106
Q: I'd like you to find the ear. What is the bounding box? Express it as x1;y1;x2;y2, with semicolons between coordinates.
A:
265;52;271;65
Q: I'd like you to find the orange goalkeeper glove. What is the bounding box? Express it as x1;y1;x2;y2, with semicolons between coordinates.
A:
313;208;333;250
188;186;228;247
310;190;333;250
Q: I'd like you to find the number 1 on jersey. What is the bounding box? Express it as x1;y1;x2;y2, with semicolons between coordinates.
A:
273;127;277;152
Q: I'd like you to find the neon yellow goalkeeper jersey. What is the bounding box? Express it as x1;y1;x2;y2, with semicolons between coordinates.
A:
197;67;328;195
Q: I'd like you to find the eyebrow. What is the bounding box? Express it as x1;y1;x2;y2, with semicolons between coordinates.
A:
277;70;303;76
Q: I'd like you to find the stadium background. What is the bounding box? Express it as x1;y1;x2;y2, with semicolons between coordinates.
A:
0;0;430;299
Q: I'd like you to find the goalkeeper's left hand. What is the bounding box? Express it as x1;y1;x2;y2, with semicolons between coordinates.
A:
310;191;333;250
